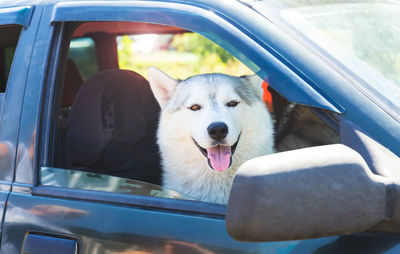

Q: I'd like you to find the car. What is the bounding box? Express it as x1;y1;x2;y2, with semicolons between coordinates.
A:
0;0;399;253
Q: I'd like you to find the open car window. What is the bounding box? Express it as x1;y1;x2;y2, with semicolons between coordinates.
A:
39;21;339;204
41;21;255;202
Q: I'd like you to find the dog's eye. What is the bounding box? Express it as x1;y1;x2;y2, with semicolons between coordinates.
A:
226;100;240;107
189;104;202;111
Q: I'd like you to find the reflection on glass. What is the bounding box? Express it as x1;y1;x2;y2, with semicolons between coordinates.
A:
257;1;400;108
40;167;195;200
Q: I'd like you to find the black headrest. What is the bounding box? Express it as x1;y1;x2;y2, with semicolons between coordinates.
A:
66;69;160;167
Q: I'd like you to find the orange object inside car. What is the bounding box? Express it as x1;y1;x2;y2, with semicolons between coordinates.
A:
262;80;273;112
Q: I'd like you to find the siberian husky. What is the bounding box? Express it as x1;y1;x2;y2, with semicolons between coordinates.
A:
148;67;274;203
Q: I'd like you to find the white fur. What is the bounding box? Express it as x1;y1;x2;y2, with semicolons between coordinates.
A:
148;67;274;203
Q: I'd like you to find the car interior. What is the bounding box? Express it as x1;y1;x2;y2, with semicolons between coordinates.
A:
0;25;22;125
48;21;340;193
0;25;21;93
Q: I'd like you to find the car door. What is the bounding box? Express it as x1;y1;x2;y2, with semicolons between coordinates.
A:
1;0;399;253
0;3;35;241
0;1;304;253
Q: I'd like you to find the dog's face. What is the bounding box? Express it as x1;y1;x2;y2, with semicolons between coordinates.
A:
148;67;264;172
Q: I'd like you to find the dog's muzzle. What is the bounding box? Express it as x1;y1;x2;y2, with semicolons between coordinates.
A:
193;135;240;172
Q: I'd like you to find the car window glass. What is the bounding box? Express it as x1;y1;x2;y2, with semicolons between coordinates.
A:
68;37;98;80
41;167;193;200
0;45;14;120
256;1;400;110
0;25;22;104
0;25;21;125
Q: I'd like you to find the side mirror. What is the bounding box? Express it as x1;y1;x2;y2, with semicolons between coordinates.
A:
226;144;397;242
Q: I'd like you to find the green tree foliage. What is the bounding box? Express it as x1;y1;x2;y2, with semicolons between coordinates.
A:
117;33;252;80
172;33;234;63
118;35;135;69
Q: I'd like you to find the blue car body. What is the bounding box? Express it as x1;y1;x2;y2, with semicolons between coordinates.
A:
0;0;399;253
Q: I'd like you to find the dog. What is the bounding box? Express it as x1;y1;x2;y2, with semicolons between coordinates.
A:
275;104;340;152
148;67;274;203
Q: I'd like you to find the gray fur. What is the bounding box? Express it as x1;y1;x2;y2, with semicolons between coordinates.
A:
235;79;258;105
164;73;258;112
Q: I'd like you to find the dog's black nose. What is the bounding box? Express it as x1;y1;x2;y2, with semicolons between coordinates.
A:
207;122;228;141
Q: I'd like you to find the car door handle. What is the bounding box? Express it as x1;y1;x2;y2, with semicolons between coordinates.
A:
23;233;78;254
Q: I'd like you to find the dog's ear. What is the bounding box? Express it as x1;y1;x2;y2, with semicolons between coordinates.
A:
241;74;264;99
148;67;179;107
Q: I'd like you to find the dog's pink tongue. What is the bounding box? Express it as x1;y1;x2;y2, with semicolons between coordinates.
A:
207;145;231;171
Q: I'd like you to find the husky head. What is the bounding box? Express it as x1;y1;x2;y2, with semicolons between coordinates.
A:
148;67;273;173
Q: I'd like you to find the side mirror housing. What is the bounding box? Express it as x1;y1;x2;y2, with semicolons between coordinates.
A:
226;144;396;242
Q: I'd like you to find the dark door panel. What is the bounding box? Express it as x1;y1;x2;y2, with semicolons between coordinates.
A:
2;193;286;254
6;192;400;253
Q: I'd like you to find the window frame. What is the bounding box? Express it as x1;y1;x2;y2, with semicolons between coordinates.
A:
34;184;227;216
0;5;37;183
34;1;344;216
0;5;34;27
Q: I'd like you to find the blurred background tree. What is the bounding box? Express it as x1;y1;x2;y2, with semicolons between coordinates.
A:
117;32;252;80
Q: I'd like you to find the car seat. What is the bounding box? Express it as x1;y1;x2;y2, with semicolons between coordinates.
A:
66;69;162;185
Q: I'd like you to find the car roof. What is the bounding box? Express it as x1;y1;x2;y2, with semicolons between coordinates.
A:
0;0;229;7
0;0;42;7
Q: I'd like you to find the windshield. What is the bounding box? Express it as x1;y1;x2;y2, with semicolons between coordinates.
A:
252;0;400;109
